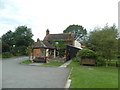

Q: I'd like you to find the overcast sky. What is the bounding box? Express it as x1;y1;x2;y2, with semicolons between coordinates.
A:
0;0;119;41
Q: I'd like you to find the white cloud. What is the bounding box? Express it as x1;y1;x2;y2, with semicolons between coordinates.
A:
0;0;119;41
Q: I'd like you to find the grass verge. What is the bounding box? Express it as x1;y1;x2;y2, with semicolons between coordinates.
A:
21;60;32;64
43;62;64;66
68;61;118;88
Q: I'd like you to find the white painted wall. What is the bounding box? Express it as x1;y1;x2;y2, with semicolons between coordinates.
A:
74;40;82;49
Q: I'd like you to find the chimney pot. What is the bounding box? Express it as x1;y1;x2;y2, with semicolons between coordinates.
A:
46;29;49;36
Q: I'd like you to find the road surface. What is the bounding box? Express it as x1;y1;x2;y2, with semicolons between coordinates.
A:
2;56;71;88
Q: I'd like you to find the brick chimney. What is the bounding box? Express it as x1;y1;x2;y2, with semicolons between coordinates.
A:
46;29;49;36
37;38;40;42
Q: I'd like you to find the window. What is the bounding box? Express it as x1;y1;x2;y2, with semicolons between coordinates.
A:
55;42;59;44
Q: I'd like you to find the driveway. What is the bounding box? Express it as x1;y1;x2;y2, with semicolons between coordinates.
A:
2;56;71;88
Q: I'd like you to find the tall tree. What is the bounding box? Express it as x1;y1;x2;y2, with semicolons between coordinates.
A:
2;25;34;55
86;24;118;66
63;24;87;42
13;26;34;55
14;26;34;46
2;30;14;53
2;30;14;47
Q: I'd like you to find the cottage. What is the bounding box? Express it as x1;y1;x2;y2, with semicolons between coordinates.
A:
44;29;74;46
44;29;75;57
30;38;55;62
30;29;84;62
30;29;75;62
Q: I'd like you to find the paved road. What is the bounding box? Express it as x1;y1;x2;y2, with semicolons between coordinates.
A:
2;56;71;88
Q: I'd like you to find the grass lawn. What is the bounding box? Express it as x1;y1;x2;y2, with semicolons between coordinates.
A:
21;60;32;64
68;61;118;88
43;62;64;66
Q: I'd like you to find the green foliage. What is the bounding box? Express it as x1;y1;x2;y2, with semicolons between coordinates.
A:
2;30;13;53
2;42;10;52
67;60;80;67
2;52;13;58
26;46;32;55
43;62;64;66
96;56;106;66
77;48;96;58
14;26;34;47
63;24;87;42
116;55;120;59
86;24;118;61
58;49;66;57
51;40;66;57
2;30;14;46
2;25;34;56
72;57;81;62
22;60;32;64
51;40;66;49
68;61;118;88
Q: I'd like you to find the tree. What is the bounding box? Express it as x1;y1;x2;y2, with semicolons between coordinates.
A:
63;24;87;42
2;30;14;53
2;42;10;52
2;30;14;47
86;24;118;66
2;25;34;56
14;26;34;46
13;26;34;55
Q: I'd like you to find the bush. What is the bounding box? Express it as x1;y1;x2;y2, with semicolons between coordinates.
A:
77;48;96;58
2;52;13;58
96;56;106;66
73;57;81;62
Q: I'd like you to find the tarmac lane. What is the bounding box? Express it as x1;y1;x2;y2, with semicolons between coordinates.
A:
2;56;71;88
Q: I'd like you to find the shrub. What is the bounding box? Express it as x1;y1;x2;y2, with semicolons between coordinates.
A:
96;56;106;66
2;52;13;58
77;48;96;59
73;57;81;62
